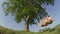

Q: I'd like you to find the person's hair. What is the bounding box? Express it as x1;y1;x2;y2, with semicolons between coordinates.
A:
47;15;50;17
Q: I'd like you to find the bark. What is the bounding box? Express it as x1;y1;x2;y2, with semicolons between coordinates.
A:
24;15;30;32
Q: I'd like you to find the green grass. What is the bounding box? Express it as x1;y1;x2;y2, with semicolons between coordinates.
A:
0;24;60;34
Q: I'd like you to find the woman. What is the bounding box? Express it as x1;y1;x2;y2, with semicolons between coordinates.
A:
38;16;53;27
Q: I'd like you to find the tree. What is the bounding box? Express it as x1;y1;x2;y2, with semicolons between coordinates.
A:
2;0;55;31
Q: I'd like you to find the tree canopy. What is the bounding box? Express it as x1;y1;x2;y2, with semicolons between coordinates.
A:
3;0;55;25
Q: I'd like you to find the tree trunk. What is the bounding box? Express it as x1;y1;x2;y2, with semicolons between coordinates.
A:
24;16;30;32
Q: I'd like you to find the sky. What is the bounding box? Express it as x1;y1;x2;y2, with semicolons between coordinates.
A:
0;0;60;32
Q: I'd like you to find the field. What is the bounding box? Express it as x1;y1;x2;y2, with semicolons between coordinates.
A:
0;24;60;34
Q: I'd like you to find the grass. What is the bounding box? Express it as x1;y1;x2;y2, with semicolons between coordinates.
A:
0;24;60;34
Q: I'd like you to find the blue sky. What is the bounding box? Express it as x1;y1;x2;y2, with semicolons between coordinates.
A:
0;0;60;32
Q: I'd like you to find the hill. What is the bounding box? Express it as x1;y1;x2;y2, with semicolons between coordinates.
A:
0;24;60;34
